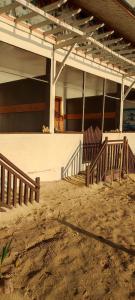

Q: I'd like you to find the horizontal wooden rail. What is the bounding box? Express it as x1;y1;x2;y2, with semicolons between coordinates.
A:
64;112;116;120
0;102;46;114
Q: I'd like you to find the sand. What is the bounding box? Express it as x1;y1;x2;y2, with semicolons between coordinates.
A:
0;175;135;300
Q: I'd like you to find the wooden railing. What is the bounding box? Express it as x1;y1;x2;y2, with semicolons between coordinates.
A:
128;145;135;173
86;137;134;186
62;143;83;178
61;143;95;178
0;153;40;207
62;142;102;178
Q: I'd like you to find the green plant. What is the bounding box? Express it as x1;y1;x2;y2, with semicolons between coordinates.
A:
0;239;12;278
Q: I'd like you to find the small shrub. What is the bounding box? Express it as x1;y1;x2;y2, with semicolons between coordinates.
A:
0;239;12;278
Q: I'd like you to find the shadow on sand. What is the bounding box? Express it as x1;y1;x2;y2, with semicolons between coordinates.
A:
63;175;85;186
57;219;135;256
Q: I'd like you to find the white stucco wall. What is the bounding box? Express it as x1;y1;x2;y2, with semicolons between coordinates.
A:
0;133;83;181
103;132;135;153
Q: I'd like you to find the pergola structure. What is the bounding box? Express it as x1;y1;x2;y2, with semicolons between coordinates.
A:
0;0;135;132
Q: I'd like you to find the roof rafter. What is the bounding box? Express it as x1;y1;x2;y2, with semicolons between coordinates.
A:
55;35;87;49
56;23;104;42
124;53;135;59
15;0;67;23
0;2;20;14
39;0;68;12
103;37;123;46
43;26;66;36
110;43;131;51
76;43;92;51
31;19;51;31
70;16;94;26
93;30;114;40
57;32;77;42
31;8;81;31
8;0;135;72
118;48;135;55
59;8;82;21
83;23;104;34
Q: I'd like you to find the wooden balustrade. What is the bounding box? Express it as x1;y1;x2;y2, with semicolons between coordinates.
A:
0;154;40;207
86;137;135;186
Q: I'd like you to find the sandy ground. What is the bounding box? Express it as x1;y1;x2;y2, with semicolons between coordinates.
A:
0;175;135;300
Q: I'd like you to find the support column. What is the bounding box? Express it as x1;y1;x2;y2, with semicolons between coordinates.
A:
119;76;124;132
49;48;56;133
101;78;106;133
82;71;86;132
44;58;51;128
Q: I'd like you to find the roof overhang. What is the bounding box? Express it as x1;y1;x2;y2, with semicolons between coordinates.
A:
0;0;135;79
72;0;135;44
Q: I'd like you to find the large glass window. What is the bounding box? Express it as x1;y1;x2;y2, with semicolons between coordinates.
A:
0;42;50;132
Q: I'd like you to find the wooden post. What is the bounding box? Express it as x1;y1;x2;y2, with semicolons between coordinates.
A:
24;184;28;205
79;141;82;173
119;76;124;132
82;71;86;132
19;181;23;205
101;78;106;133
86;165;89;187
35;177;40;202
123;136;128;176
49;48;56;133
1;166;5;204
7;171;11;206
103;137;108;182
126;138;129;175
29;189;34;203
13;175;17;207
123;136;126;166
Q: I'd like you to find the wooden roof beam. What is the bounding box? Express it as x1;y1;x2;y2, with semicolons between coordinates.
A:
16;0;67;23
118;48;135;55
76;43;93;51
31;19;51;31
93;30;114;40
103;37;123;46
57;32;77;42
15;11;38;22
70;16;94;27
56;23;104;42
43;26;65;36
84;23;104;34
39;0;68;12
31;8;81;31
59;8;81;21
124;53;135;59
0;2;20;14
110;43;131;51
55;35;87;49
14;0;135;71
